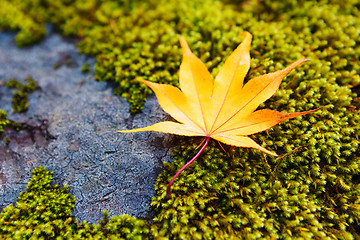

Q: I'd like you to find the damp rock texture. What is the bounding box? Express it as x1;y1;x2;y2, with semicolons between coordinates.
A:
0;30;174;223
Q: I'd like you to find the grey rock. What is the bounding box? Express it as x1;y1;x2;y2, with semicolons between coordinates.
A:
0;30;174;223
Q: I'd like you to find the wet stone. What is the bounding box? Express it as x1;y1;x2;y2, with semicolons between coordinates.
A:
0;30;174;223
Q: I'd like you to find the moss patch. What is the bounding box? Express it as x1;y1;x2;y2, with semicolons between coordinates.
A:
4;77;41;113
0;167;151;239
0;77;40;137
81;62;90;73
0;110;21;137
0;0;359;238
0;167;77;238
0;110;12;135
152;131;360;238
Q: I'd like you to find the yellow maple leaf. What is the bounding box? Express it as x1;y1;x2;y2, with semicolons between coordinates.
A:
120;32;317;198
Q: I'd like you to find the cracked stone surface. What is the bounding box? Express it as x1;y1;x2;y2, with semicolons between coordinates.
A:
0;29;175;223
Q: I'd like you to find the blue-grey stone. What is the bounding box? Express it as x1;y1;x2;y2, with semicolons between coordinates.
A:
0;30;174;223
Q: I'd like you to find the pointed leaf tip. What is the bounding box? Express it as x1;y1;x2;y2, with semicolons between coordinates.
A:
239;31;252;49
240;31;252;39
288;58;310;69
179;36;191;55
240;31;249;36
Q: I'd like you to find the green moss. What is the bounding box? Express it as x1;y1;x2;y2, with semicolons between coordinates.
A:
0;167;77;239
0;110;12;134
0;0;360;238
4;77;40;113
11;90;29;113
4;78;22;89
0;1;46;47
0;167;152;239
22;77;41;93
0;110;21;136
152;123;360;238
81;62;90;73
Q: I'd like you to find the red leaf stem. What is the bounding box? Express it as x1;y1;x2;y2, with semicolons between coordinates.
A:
165;136;210;199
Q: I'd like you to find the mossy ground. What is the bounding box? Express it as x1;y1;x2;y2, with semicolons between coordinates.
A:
0;110;13;136
4;77;41;113
0;0;359;239
0;77;40;136
0;167;150;239
0;110;21;138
